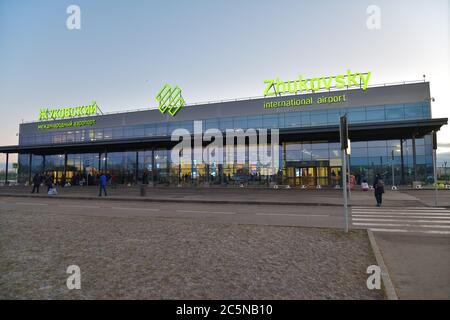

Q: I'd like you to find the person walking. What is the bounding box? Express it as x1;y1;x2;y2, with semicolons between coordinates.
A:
31;173;42;194
45;173;54;193
373;173;385;207
98;172;108;197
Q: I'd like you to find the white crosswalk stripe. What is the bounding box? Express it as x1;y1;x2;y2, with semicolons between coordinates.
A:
351;206;450;235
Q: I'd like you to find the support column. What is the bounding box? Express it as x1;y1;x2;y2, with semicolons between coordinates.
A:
5;153;9;185
151;149;156;186
43;155;46;173
400;139;405;185
98;153;102;172
28;154;32;185
64;153;68;180
412;134;417;182
135;151;139;185
104;149;108;173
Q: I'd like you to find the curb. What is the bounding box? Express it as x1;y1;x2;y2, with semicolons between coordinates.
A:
367;229;399;300
0;192;429;207
0;193;345;207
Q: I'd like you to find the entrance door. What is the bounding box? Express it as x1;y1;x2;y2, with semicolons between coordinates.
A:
286;167;315;186
316;166;329;186
286;166;332;187
298;167;314;186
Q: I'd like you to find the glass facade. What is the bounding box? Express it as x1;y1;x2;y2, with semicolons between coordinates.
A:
16;99;435;187
19;102;430;146
17;136;433;187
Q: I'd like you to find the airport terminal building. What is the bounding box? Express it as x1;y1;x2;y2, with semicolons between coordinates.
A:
0;81;447;188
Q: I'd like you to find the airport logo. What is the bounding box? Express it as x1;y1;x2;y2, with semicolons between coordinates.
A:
39;101;98;121
156;84;185;117
264;70;372;96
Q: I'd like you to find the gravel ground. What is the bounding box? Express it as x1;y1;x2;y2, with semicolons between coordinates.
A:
0;208;383;300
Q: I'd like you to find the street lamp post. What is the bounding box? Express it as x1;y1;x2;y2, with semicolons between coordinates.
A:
432;132;438;207
444;161;448;185
391;150;395;189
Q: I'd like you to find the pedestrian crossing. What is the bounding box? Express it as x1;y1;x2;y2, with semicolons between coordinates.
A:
351;206;450;235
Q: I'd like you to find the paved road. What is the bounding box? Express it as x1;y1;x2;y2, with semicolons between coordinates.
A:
0;196;346;228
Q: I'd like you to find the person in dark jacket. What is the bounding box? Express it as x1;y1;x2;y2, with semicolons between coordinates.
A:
45;174;54;193
31;173;42;194
373;174;385;207
98;172;108;197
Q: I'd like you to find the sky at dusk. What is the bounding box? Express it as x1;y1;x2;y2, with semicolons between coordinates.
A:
0;0;449;165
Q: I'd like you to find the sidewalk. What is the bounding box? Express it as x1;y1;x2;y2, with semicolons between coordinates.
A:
0;185;426;207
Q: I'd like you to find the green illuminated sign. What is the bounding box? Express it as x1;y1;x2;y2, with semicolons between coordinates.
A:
156;84;185;116
39;101;98;121
264;94;347;109
264;70;371;96
37;119;97;130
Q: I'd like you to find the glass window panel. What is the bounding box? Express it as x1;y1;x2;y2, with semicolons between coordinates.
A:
66;131;75;142
350;157;369;166
168;122;180;133
329;148;341;159
301;112;311;126
385;105;405;120
368;140;387;147
415;138;425;146
205;119;219;130
94;129;103;140
311;142;329;150
310;112;327;126
247;116;262;128
348;107;366;123
285;113;300;127
278;114;285;128
113;127;123;139
262;115;278;128
124;127;134;137
351;148;368;157
182;121;193;132
351;141;368;148
103;129;113;140
366;106;385;121
145;125;156;136
327;110;340;124
311;149;329;159
368;146;387;157
422;105;431;118
233;117;247;129
404;104;423;119
387;140;401;147
415;146;425;155
156;123;167;136
220;118;233;131
134;125;145;137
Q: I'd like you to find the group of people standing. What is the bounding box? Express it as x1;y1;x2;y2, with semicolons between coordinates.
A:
30;172;55;194
30;171;110;197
